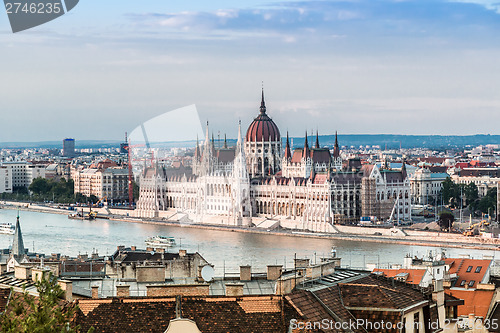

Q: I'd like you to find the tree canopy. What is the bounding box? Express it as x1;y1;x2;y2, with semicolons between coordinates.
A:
438;211;455;231
0;274;93;332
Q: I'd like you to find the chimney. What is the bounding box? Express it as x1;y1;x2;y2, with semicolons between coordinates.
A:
116;285;130;297
294;258;310;268
31;267;50;282
179;249;187;257
146;247;154;252
117;245;125;251
91;286;99;299
267;265;282;280
240;266;251;281
157;248;165;253
131;246;136;251
225;283;244;297
58;280;73;302
14;265;31;280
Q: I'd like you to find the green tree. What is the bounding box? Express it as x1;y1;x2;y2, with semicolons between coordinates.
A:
0;274;93;332
442;177;461;208
477;187;497;215
464;182;479;205
438;212;455;231
132;180;139;203
28;178;52;195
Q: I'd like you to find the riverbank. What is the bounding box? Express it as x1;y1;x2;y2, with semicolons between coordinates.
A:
1;201;498;252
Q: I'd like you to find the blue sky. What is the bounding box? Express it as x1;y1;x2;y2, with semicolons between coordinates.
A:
1;0;500;141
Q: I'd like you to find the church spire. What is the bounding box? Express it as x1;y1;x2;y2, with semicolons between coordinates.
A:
401;158;408;180
12;211;25;259
303;131;310;159
333;131;340;158
234;120;248;179
260;86;266;114
315;130;320;149
285;131;292;160
195;135;201;161
201;121;214;175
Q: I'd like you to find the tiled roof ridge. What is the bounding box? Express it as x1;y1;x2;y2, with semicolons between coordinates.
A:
284;295;305;317
335;285;368;332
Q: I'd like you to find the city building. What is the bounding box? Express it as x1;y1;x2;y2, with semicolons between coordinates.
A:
450;167;500;197
0;166;12;193
410;168;449;205
62;138;76;158
105;246;210;282
136;91;412;231
72;164;129;202
0;162;46;191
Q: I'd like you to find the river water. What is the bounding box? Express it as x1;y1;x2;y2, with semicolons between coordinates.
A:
0;209;496;276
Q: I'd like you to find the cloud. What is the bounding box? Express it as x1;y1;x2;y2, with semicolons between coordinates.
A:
120;0;500;47
449;0;500;13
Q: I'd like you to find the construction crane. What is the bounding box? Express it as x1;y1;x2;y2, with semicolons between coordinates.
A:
125;133;134;210
92;197;107;208
124;127;156;210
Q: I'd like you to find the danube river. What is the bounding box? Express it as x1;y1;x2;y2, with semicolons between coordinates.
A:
0;209;496;275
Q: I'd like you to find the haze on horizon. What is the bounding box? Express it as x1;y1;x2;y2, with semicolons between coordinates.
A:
1;0;500;142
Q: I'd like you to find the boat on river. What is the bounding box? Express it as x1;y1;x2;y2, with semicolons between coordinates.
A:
68;210;96;221
145;236;176;248
0;223;15;235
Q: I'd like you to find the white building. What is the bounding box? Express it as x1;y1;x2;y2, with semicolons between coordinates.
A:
410;168;448;205
136;92;412;230
0;162;46;190
0;166;12;193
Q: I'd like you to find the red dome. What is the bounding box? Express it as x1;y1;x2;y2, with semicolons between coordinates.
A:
245;91;281;142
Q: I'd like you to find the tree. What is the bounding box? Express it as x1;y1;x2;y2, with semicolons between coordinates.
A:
132;180;139;202
442;177;456;204
438;212;455;231
29;178;52;195
464;182;479;206
477;187;497;215
442;177;461;208
0;274;93;332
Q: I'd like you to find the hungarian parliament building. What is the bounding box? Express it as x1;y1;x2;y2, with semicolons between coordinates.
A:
136;91;411;232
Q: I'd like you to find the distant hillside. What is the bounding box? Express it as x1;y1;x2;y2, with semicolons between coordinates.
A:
1;134;499;150
292;134;500;150
0;140;122;149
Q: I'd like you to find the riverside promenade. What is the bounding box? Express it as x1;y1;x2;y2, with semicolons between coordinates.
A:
1;201;498;251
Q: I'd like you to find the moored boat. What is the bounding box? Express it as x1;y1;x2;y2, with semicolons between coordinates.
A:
145;235;176;248
0;223;15;235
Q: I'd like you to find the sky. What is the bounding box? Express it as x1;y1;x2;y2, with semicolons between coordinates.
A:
1;0;500;142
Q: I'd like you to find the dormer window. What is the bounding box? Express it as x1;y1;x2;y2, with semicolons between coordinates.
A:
460;280;466;286
466;266;473;272
469;280;475;287
475;266;482;273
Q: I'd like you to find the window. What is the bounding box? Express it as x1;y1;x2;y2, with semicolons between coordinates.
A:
413;312;421;332
475;266;482;273
466;266;473;273
469;280;475;287
460;280;467;286
437;269;440;275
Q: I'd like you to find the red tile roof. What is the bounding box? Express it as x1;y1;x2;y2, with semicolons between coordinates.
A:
445;289;494;318
75;295;300;333
443;258;491;288
372;268;427;286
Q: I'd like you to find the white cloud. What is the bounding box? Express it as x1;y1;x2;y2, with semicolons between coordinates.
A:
448;0;500;13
